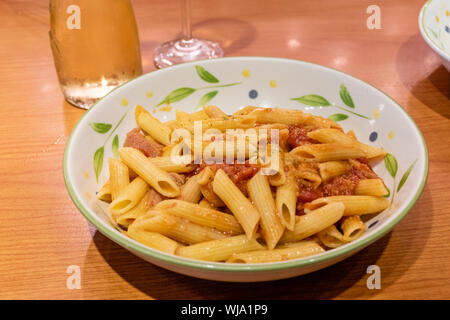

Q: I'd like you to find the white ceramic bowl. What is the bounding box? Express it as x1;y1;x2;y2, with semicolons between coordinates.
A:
419;0;450;71
64;57;428;282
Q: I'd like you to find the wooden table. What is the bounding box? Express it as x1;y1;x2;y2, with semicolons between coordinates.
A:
0;0;449;300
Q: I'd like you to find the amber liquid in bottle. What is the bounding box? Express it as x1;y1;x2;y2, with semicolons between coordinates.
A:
50;0;142;109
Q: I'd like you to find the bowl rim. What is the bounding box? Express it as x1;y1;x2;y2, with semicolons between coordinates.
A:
419;0;450;61
63;56;429;273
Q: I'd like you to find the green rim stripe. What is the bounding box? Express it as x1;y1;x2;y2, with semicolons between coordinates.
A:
63;57;429;273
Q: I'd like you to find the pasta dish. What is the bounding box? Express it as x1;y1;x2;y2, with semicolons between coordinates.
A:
96;105;389;263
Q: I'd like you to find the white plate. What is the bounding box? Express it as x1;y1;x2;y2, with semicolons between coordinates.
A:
64;57;428;282
419;0;450;71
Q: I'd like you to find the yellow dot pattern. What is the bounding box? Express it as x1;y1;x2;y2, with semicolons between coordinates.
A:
436;16;439;22
269;80;277;88
373;109;381;119
242;69;251;78
85;192;92;200
83;171;89;179
446;10;449;16
121;98;128;106
388;131;395;139
146;91;154;98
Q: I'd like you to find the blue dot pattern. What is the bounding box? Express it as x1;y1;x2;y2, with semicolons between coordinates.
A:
369;131;378;142
445;25;450;33
249;90;258;99
368;221;379;229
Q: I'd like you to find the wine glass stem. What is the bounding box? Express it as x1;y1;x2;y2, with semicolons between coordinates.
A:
181;0;192;41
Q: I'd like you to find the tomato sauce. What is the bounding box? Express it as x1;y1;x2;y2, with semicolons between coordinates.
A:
202;161;260;195
321;159;378;196
295;159;380;207
286;125;320;149
123;128;162;157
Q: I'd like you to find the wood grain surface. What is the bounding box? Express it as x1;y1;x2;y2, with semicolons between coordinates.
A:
0;0;449;299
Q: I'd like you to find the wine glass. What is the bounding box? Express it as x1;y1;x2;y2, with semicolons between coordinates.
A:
153;0;224;69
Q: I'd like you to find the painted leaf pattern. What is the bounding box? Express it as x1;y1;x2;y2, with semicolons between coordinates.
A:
339;84;355;108
195;65;219;83
384;153;398;178
328;113;349;121
112;135;119;159
93;146;104;183
291;94;331;106
89;123;112;134
397;160;417;192
196;90;218;109
383;186;391;198
157;87;196;106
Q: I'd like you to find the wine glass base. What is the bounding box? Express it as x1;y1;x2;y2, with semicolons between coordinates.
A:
153;38;224;69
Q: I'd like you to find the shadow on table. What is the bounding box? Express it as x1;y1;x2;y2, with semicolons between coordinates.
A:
86;184;432;299
396;33;450;119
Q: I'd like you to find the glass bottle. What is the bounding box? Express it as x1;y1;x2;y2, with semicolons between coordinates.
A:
49;0;142;109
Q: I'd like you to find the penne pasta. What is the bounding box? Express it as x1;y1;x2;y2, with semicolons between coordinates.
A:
176;235;265;262
148;156;194;173
108;177;149;215
247;172;285;249
268;155;286;186
212;169;260;239
198;198;216;209
233;106;260;116
341;215;366;242
249;108;311;125
355;179;389;197
275;174;298;231
304;195;390;216
203;105;228;118
97;179;112;202
100;104;391;263
249;107;341;129
155;200;244;235
318;160;351;182
280;202;345;243
290;144;368;162
181;115;257;132
135;105;172;145
317;225;345;248
162;142;184;157
200;182;225;207
178;175;202;203
175;109;190;121
176;109;209;122
133;212;227;245
196;166;214;185
114;189;150;227
227;240;324;263
307;128;387;159
127;223;178;254
164;120;181;131
295;163;322;188
108;158;130;201
197;167;224;206
346;129;357;139
119;147;180;197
